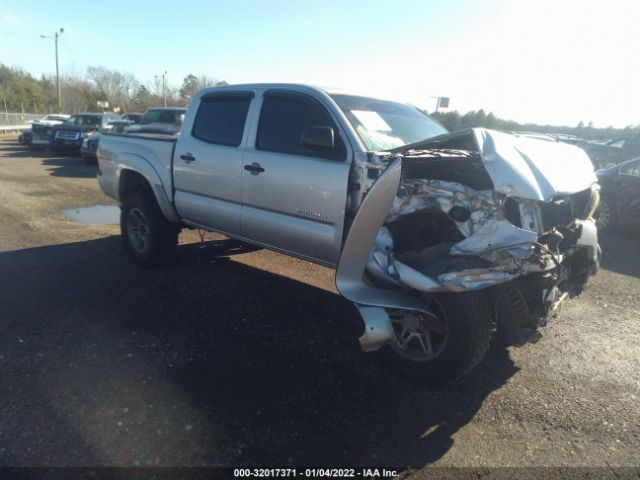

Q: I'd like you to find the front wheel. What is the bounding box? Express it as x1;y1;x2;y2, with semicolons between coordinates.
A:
381;291;495;386
121;191;179;267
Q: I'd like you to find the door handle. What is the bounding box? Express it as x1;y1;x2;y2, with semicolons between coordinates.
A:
180;153;196;162
244;163;265;174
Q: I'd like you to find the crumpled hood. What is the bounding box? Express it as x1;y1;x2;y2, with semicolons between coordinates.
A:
398;128;597;202
475;129;597;201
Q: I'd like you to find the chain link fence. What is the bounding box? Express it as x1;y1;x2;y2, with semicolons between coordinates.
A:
0;113;43;133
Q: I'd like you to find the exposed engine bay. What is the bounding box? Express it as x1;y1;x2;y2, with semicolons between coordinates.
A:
338;128;601;351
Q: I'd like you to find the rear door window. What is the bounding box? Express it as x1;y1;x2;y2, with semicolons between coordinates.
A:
192;94;253;147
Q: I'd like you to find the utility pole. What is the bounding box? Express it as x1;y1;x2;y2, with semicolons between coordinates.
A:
155;71;168;107
41;28;64;111
3;96;8;125
161;71;167;107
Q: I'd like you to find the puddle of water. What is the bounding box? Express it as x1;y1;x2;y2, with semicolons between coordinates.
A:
63;205;120;225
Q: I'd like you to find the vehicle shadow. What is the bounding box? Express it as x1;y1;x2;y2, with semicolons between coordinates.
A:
599;226;640;278
41;157;98;178
0;144;39;158
0;236;517;467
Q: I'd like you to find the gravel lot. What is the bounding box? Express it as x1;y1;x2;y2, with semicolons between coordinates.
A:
0;136;639;471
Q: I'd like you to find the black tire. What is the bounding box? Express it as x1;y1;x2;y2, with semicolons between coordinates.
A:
594;196;616;232
381;291;495;387
120;191;179;267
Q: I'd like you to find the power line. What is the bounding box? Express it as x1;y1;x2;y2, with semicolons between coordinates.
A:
0;29;40;40
58;39;91;66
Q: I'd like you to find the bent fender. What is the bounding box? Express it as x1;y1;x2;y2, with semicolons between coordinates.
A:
336;158;432;350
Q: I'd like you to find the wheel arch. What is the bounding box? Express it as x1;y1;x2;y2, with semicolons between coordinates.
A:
116;156;179;223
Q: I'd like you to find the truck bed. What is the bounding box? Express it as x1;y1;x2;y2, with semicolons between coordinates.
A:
97;132;177;207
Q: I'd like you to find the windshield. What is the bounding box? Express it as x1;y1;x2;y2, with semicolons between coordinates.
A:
331;94;447;151
140;109;185;125
65;115;102;127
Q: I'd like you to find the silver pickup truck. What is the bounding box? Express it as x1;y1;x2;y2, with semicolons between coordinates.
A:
97;83;600;385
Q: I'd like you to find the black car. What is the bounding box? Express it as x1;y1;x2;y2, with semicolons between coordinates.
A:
595;157;640;231
584;134;640;169
48;112;123;155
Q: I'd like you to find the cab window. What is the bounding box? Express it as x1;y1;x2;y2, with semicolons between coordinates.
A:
256;92;346;160
192;94;253;147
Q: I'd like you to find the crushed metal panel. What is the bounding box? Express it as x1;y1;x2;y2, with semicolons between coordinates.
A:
449;219;537;258
474;128;597;201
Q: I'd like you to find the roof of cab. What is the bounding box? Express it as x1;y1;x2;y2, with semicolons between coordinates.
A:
195;83;399;104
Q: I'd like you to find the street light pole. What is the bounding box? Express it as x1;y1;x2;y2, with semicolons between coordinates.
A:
162;71;167;108
41;28;64;111
154;71;168;107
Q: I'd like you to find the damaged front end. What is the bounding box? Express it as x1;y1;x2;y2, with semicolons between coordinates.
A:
336;128;600;352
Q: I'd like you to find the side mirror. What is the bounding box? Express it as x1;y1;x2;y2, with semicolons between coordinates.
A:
301;126;334;151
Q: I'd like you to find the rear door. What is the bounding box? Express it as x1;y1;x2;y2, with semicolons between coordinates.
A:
241;90;352;266
173;92;254;235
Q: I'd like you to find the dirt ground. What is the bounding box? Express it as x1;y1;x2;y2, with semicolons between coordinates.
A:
0;136;639;471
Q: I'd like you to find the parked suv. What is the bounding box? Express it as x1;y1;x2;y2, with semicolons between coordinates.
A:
48;112;122;155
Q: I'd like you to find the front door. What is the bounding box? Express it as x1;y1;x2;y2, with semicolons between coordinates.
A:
241;90;352;266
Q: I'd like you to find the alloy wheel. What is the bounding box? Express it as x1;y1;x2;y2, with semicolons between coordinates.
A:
389;295;449;362
126;208;151;254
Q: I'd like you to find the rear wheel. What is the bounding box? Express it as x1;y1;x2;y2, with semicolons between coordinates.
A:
595;196;616;232
381;291;495;386
121;191;179;267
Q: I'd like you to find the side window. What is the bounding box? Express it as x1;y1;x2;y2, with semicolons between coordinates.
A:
256;93;346;160
620;160;639;176
192;95;252;147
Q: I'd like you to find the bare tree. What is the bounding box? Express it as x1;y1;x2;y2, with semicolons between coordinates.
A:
179;74;226;102
87;66;139;112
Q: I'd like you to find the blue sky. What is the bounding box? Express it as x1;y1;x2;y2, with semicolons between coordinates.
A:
1;0;639;127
